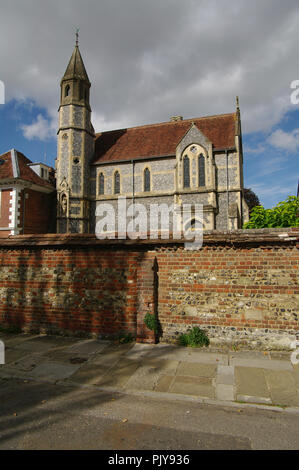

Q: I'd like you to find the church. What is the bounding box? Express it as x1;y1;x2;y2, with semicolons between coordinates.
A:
56;39;249;236
0;39;249;238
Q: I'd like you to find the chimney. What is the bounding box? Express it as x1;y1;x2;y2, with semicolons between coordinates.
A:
170;116;183;122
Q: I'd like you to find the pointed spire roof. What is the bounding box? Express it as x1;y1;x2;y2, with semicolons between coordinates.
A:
235;96;241;136
61;44;90;84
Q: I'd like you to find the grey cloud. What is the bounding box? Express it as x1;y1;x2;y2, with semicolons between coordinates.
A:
1;0;299;134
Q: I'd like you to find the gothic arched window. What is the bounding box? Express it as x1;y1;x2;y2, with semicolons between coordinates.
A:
144;168;150;192
114;171;120;194
183;155;190;188
99;173;105;195
198;154;205;187
65;85;70;97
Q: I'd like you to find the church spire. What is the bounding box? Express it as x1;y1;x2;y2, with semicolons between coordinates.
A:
56;36;94;234
60;36;91;111
235;96;241;136
61;41;90;84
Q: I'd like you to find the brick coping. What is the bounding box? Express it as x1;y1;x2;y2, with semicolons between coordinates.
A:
0;228;298;247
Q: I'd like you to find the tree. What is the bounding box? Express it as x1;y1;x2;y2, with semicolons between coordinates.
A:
243;188;260;212
243;196;299;229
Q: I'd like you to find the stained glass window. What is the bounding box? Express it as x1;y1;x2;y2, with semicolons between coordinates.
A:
99;173;105;195
144;168;150;192
183;155;190;188
114;171;120;194
198;154;205;187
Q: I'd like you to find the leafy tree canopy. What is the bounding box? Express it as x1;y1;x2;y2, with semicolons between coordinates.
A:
243;196;299;229
243;188;260;212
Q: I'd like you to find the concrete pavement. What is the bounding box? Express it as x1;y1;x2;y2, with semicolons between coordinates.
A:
0;333;299;410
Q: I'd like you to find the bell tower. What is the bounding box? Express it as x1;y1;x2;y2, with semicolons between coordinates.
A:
56;32;94;233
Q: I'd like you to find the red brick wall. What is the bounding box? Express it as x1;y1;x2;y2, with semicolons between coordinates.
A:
155;244;299;347
0;246;141;338
0;230;298;349
0;188;55;236
0;189;12;237
20;189;56;234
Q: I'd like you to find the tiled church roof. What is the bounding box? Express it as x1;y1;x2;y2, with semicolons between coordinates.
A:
0;150;54;189
93;113;237;164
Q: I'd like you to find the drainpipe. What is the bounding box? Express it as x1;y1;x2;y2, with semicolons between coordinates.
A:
226;150;229;227
22;189;26;234
131;159;135;205
131;159;135;232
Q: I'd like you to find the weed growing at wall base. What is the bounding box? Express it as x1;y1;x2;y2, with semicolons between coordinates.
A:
178;327;210;348
144;313;158;334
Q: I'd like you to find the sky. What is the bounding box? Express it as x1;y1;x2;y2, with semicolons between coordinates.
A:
0;0;298;208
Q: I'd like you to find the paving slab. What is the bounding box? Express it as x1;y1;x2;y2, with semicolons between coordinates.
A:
235;367;270;399
176;362;216;378
67;363;114;385
132;343;178;359
3;348;32;365
28;362;80;381
154;375;175;393
42;349;89;364
66;339;110;356
123;343;157;361
181;350;228;365
270;352;292;361
236;394;272;405
216;384;235;401
90;343;132;365
293;366;299;389
230;357;292;371
96;358;141;389
143;359;179;373
1;334;39;348
13;339;62;353
169;349;227;365
134;343;228;364
230;351;271;360
124;359;179;391
7;352;46;372
125;365;163;391
265;370;299;407
216;365;234;385
170;375;215;398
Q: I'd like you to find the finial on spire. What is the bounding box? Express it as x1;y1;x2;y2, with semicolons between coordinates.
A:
236;96;240;109
75;28;79;47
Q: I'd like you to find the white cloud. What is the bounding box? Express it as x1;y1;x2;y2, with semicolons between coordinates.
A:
1;0;299;137
20;114;56;141
267;128;299;152
244;143;267;155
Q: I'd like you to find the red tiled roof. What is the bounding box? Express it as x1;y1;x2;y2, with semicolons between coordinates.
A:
0;150;55;190
0;151;13;179
93;113;237;164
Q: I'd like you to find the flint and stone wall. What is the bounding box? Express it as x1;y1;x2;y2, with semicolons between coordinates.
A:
0;229;298;350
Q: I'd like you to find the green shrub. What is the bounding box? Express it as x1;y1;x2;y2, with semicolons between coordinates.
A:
0;324;22;334
117;332;135;344
243;196;299;229
144;313;158;333
178;327;210;348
